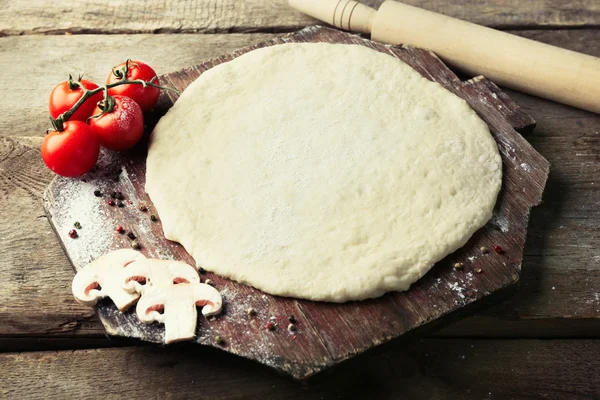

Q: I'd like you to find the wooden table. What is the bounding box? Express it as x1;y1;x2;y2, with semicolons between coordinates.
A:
1;1;599;398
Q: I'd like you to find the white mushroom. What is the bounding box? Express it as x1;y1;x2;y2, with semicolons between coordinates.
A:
121;259;200;295
136;282;222;344
72;249;146;311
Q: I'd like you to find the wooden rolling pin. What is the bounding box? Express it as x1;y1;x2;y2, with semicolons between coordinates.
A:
289;0;600;114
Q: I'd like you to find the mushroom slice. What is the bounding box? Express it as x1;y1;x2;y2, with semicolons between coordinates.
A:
72;249;146;311
121;259;200;295
136;282;222;344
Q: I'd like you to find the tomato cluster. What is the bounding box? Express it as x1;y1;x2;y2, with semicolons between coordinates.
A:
42;61;163;177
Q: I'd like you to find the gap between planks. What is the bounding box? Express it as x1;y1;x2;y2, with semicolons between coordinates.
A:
4;24;600;37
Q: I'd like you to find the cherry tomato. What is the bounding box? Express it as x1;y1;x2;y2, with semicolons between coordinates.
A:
89;95;144;151
41;121;100;177
107;61;160;112
49;79;103;122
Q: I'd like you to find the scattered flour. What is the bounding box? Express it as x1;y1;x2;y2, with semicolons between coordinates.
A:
490;212;510;233
520;163;532;172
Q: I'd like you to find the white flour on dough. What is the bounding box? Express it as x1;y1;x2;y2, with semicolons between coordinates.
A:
146;43;502;302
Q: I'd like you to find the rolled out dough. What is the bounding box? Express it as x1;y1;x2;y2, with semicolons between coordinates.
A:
146;43;502;302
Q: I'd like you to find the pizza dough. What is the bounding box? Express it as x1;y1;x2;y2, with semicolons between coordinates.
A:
146;43;502;302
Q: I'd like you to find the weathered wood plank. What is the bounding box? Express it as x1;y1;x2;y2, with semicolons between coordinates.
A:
0;34;275;140
2;340;599;399
1;0;600;36
2;29;600;141
0;30;599;343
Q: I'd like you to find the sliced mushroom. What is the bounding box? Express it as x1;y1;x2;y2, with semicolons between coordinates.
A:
136;282;222;344
121;259;200;295
72;249;146;311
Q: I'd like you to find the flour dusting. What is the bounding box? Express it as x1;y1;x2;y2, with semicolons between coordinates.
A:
490;212;510;233
520;163;532;172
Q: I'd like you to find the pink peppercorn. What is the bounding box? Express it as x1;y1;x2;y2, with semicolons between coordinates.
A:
493;245;503;254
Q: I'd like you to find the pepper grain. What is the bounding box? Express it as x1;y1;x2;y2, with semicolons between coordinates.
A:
453;262;464;270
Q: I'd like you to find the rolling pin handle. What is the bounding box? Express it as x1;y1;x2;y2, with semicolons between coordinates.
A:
289;0;376;34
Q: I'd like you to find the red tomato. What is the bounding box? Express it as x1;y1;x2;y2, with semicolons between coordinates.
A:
89;95;144;151
49;79;103;122
41;121;100;177
107;61;160;112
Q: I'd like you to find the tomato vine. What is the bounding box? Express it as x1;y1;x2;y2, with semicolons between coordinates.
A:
51;60;178;132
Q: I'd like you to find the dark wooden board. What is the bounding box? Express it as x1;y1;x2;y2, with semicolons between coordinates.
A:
3;340;600;400
43;26;549;379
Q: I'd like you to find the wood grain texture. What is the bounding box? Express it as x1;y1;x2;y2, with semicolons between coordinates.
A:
42;27;547;378
0;34;274;140
0;30;598;346
1;0;600;36
2;340;599;399
3;29;600;140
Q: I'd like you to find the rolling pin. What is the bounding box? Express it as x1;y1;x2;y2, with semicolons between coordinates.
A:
289;0;600;114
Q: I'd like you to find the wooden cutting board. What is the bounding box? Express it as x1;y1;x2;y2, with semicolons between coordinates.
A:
43;26;549;379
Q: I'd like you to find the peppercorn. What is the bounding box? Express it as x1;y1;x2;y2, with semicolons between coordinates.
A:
116;225;125;234
127;231;136;240
204;279;214;286
288;315;296;323
475;268;483;273
73;221;82;229
150;214;157;222
453;262;464;270
493;245;503;254
288;323;297;332
265;321;275;331
117;201;124;208
480;246;489;254
110;192;117;199
138;204;147;212
93;190;102;197
247;307;256;317
215;336;224;345
68;229;78;239
116;192;124;200
131;240;141;250
198;267;206;274
107;199;115;206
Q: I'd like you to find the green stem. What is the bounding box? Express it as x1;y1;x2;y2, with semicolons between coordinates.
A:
52;77;179;131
